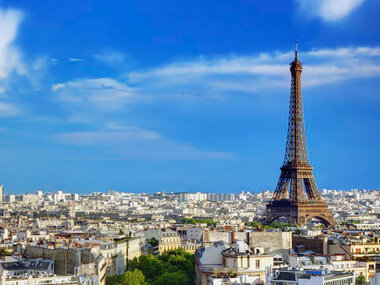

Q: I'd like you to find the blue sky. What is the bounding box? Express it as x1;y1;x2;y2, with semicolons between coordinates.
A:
0;0;379;194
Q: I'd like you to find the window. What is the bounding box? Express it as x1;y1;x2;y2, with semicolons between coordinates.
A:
256;259;260;269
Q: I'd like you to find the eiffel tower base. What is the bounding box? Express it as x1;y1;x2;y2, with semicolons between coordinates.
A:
265;200;335;227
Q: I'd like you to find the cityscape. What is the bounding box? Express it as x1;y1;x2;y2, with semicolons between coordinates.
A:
0;1;379;285
0;187;380;284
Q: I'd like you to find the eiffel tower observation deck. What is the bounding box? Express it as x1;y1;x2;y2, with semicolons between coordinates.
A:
265;43;335;227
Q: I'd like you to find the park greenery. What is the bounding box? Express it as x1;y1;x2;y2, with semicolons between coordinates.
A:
183;218;216;226
244;220;296;230
107;270;146;285
106;248;195;285
244;220;327;230
342;220;360;225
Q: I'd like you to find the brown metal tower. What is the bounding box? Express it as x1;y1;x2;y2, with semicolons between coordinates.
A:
265;43;335;227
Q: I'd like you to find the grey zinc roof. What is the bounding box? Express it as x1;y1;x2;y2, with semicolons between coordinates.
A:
28;260;52;271
0;261;28;271
274;272;297;281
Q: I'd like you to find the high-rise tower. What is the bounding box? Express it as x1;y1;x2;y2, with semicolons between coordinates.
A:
265;43;335;227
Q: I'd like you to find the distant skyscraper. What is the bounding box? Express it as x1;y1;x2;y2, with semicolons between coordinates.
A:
0;185;3;203
264;44;335;227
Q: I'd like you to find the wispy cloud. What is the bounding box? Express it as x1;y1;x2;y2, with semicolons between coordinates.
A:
0;8;25;117
0;9;24;80
68;58;84;62
126;46;380;100
52;77;134;110
56;124;231;160
94;50;126;65
0;8;49;116
0;101;20;117
306;47;380;57
52;46;380;110
296;0;365;21
49;45;380;160
51;79;232;160
58;127;161;145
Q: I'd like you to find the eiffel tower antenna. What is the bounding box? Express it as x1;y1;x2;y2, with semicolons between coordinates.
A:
264;43;335;227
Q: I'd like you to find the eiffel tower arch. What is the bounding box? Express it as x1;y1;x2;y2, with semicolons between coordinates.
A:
264;43;335;227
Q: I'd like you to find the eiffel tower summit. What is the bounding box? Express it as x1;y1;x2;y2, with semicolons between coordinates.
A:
265;43;335;227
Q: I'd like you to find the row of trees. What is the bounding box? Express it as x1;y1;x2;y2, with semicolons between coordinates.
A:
244;220;328;230
244;220;296;230
106;248;195;285
183;218;216;226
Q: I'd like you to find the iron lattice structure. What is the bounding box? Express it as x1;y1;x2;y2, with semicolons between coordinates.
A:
265;45;335;227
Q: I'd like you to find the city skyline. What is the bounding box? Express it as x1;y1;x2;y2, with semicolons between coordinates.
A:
0;0;379;193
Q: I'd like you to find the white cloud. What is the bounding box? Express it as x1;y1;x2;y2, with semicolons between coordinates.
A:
52;83;65;91
52;78;134;110
51;46;380;112
0;101;20;117
0;8;26;117
68;58;84;62
0;8;47;117
94;50;125;65
56;124;231;160
306;47;380;57
0;9;24;81
58;128;161;145
126;46;380;99
50;45;380;160
0;8;53;109
297;0;365;21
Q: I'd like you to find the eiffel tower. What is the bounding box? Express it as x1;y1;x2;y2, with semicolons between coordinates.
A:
264;43;335;227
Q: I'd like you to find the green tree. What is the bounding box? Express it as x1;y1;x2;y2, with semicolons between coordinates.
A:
107;269;146;285
147;238;158;247
245;221;263;229
153;271;189;285
183;218;196;225
112;248;195;285
183;218;216;226
159;248;195;282
355;275;366;285
120;270;146;285
129;255;162;280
